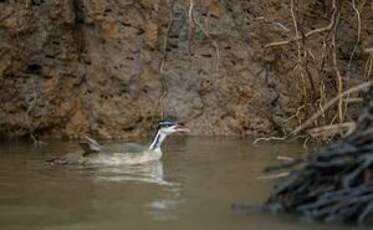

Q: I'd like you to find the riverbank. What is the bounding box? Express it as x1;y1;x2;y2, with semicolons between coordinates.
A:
0;1;371;139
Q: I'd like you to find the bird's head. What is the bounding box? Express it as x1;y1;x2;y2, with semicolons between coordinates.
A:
157;119;190;135
148;119;190;151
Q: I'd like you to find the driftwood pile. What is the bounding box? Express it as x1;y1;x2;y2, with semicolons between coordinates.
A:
265;91;373;224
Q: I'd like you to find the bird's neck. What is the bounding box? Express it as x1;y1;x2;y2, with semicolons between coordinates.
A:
149;130;167;151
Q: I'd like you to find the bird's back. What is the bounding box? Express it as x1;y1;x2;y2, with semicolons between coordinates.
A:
48;140;160;166
86;143;161;165
100;143;149;154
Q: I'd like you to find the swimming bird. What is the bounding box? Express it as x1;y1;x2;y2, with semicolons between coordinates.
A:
47;119;190;165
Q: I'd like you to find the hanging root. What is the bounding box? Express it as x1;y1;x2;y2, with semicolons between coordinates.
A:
187;0;195;55
159;0;175;118
290;81;373;136
347;0;361;76
193;17;220;73
264;0;371;139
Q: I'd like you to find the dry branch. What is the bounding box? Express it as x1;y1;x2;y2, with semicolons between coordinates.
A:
307;122;355;138
364;52;373;79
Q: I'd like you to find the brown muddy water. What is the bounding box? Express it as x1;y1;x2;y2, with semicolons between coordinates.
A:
0;137;366;230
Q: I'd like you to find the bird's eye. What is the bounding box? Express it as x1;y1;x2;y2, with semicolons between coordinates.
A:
160;121;175;127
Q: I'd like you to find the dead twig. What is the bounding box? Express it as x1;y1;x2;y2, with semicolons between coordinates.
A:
277;156;295;162
253;136;287;144
307;122;356;138
257;172;290;180
255;17;290;32
364;51;373;79
343;97;363;103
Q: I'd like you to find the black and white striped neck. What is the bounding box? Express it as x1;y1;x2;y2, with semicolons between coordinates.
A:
149;129;168;151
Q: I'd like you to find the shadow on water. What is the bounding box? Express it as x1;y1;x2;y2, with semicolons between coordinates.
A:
0;137;369;230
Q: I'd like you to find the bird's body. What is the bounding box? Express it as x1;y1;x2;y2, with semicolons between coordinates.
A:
84;147;162;165
47;120;189;166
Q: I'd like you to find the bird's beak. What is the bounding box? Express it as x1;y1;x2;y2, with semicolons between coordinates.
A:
174;124;191;133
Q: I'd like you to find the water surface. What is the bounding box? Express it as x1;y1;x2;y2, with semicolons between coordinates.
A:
0;137;364;230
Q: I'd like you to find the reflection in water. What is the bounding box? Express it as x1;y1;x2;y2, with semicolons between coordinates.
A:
87;160;183;221
91;160;177;186
70;161;184;221
146;197;184;221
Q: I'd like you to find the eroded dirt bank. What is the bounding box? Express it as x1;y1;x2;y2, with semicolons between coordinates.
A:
0;0;372;139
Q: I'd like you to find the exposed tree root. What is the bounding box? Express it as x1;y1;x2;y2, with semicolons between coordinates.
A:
263;88;373;224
